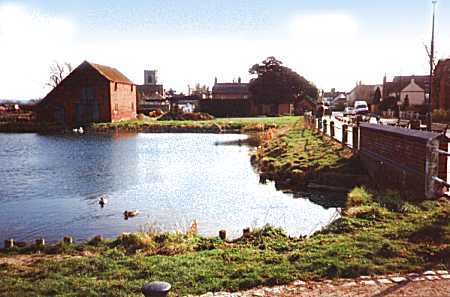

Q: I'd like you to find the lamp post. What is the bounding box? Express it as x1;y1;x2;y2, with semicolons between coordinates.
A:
427;0;437;130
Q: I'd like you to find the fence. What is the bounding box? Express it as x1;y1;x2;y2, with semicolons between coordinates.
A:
303;114;448;200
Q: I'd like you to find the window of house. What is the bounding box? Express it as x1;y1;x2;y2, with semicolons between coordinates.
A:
131;103;134;111
131;85;134;92
115;103;119;111
114;83;118;91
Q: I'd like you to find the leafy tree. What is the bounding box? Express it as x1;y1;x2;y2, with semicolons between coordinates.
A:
373;87;381;104
248;56;318;104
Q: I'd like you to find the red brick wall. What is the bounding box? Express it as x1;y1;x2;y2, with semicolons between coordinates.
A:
359;123;447;200
37;63;111;126
110;82;137;122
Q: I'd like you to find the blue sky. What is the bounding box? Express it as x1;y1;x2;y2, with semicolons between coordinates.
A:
1;0;449;99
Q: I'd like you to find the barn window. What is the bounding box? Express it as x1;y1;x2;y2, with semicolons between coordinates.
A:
131;103;134;111
131;85;134;92
114;83;118;91
115;103;119;111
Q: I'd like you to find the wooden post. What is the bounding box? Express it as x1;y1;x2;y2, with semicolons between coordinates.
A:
36;237;45;247
425;138;440;198
352;124;359;152
342;124;348;145
63;236;73;244
330;121;335;138
219;230;227;240
4;239;14;249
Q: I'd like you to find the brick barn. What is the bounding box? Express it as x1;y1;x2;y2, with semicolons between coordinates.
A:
37;61;136;126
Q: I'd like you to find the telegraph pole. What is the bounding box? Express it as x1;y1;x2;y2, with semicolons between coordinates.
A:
427;0;437;130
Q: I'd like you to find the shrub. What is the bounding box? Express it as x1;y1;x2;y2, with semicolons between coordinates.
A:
432;109;450;123
347;186;372;207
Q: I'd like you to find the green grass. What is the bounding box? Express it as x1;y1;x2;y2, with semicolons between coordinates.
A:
92;116;299;132
1;119;449;296
1;195;448;296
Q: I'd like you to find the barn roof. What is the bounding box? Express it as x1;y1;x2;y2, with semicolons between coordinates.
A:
87;61;134;85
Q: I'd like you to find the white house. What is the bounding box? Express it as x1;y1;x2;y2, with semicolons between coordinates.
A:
400;79;426;106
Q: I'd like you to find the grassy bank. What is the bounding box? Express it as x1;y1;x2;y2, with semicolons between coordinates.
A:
252;119;367;191
1;190;448;296
1;117;449;296
92;116;299;133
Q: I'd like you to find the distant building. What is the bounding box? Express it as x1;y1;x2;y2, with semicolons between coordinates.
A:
433;59;450;110
37;61;136;126
295;96;316;115
347;83;379;106
212;81;249;100
201;79;251;117
137;70;167;113
383;75;430;103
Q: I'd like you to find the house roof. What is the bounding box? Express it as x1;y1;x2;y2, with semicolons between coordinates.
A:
87;61;134;85
385;75;430;96
212;83;249;95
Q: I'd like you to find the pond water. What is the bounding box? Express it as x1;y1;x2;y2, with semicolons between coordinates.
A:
0;133;341;243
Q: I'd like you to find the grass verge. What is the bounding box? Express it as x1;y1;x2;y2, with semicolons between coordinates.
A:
1;118;448;296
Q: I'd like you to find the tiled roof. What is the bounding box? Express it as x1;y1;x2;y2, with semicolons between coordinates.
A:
87;61;134;85
212;83;249;95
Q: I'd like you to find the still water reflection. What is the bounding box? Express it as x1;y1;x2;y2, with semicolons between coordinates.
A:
0;133;340;242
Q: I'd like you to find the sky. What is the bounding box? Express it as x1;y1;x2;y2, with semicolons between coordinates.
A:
1;0;450;100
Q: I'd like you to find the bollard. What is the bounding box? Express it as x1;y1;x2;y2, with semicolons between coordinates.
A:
36;237;45;247
142;281;171;297
342;124;348;145
317;118;322;131
352;124;359;152
330;121;335;138
243;227;251;238
322;119;327;135
63;236;73;244
4;239;14;249
219;230;227;240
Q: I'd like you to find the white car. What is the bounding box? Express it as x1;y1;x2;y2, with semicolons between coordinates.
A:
354;101;369;115
343;107;354;116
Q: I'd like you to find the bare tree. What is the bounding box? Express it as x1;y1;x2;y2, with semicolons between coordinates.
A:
47;61;73;89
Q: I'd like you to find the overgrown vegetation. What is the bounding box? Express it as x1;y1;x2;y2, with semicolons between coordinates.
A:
1;118;449;296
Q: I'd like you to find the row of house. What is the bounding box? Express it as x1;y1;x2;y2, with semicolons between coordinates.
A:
327;58;450;113
37;61;316;126
327;75;431;112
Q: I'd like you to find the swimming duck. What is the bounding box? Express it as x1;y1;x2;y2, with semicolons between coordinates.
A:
123;210;140;219
98;196;108;207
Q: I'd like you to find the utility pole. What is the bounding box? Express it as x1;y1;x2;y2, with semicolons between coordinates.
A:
427;0;437;130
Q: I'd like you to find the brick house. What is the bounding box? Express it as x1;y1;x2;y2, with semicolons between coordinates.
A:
433;59;450;110
37;61;136;126
200;80;252;117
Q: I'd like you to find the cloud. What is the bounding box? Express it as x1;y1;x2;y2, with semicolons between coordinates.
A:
0;4;446;99
0;3;77;99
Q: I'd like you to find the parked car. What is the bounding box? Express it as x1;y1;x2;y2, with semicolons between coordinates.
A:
343;107;354;116
354;100;369;115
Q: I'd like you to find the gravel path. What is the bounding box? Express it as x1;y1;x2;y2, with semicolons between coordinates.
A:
190;270;450;297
